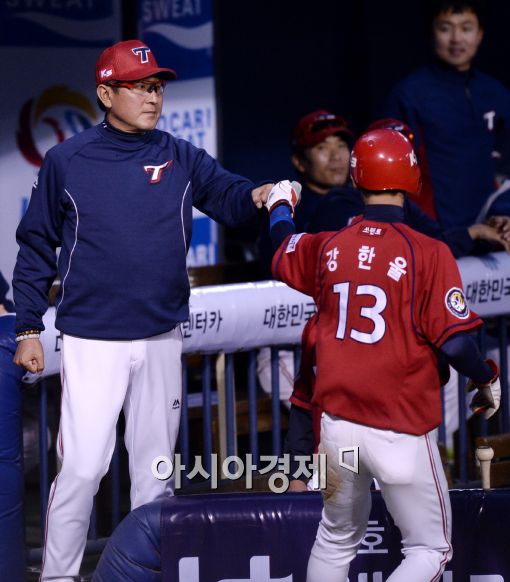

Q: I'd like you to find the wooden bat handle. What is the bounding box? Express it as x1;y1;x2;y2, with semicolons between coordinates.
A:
476;445;494;490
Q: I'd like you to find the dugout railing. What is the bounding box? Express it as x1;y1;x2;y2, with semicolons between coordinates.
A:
8;252;510;566
25;328;510;566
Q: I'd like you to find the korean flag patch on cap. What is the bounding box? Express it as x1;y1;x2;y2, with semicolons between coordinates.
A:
445;287;470;319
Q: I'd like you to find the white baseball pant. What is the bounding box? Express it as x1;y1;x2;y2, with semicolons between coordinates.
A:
40;328;182;581
307;414;452;582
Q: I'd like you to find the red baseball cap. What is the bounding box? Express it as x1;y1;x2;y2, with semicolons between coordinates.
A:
291;110;354;152
96;39;177;86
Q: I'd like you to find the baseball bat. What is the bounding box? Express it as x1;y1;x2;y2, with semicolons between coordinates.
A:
475;445;494;489
290;180;302;197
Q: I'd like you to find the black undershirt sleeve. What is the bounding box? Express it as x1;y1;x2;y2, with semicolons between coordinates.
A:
440;332;493;383
270;215;295;251
283;404;314;482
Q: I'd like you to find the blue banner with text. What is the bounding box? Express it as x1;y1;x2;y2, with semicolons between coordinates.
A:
0;1;120;47
162;490;509;581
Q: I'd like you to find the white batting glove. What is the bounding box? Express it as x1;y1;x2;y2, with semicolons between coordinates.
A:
466;358;501;420
265;180;302;216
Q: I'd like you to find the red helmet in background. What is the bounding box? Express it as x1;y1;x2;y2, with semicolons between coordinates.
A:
350;129;421;195
365;118;414;143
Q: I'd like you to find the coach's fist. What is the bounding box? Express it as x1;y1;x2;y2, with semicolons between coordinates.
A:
265;180;302;216
14;338;45;374
251;183;274;208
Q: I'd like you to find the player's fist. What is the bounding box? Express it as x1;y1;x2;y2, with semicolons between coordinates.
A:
265;180;301;215
466;358;501;420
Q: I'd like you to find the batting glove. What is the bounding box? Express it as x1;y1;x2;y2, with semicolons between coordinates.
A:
265;180;302;216
466;358;501;420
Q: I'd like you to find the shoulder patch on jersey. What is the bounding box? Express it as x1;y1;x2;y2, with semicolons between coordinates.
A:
285;233;304;253
445;287;470;319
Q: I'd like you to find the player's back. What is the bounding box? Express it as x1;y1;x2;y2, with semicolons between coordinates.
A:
273;214;481;435
315;219;441;434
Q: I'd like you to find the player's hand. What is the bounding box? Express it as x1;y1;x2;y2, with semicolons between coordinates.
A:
486;215;510;243
468;222;510;253
287;479;308;492
14;338;45;374
251;183;274;209
265;180;302;215
466;358;501;419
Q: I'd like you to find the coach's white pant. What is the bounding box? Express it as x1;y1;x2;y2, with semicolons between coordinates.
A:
41;330;182;581
306;415;452;582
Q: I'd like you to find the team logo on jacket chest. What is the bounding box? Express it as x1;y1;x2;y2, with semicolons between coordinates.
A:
445;287;470;319
144;160;173;183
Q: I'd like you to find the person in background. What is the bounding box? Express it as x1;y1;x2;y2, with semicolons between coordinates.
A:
0;272;25;580
385;0;510;228
259;110;355;278
257;111;355;407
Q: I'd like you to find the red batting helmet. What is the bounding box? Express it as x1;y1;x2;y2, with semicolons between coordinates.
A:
365;118;414;143
350;129;421;195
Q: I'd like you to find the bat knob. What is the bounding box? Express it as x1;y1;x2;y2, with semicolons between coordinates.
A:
476;445;494;463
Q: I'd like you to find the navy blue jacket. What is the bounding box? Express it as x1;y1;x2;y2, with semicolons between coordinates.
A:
14;121;258;340
386;60;510;229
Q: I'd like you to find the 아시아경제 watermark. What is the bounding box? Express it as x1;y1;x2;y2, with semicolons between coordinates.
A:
151;447;359;493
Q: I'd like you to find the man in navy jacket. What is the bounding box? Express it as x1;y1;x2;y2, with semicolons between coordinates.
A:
12;40;274;580
386;0;510;229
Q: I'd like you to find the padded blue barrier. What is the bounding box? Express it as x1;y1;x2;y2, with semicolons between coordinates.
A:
0;315;26;581
92;500;162;582
94;489;510;581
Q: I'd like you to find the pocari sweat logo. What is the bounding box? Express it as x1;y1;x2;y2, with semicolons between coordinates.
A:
140;0;213;80
142;0;212;49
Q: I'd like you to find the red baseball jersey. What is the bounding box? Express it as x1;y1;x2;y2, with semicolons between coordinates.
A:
273;219;483;435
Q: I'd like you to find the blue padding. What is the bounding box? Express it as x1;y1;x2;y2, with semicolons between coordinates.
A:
160;492;399;580
160;490;510;580
92;487;510;580
92;499;162;582
0;318;25;582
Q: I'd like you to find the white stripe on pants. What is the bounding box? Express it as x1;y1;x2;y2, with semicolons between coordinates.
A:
41;329;182;581
306;415;452;582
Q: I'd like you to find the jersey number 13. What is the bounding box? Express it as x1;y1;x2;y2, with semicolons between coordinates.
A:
333;282;387;344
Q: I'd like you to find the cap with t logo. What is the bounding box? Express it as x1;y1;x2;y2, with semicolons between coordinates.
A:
95;39;177;86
